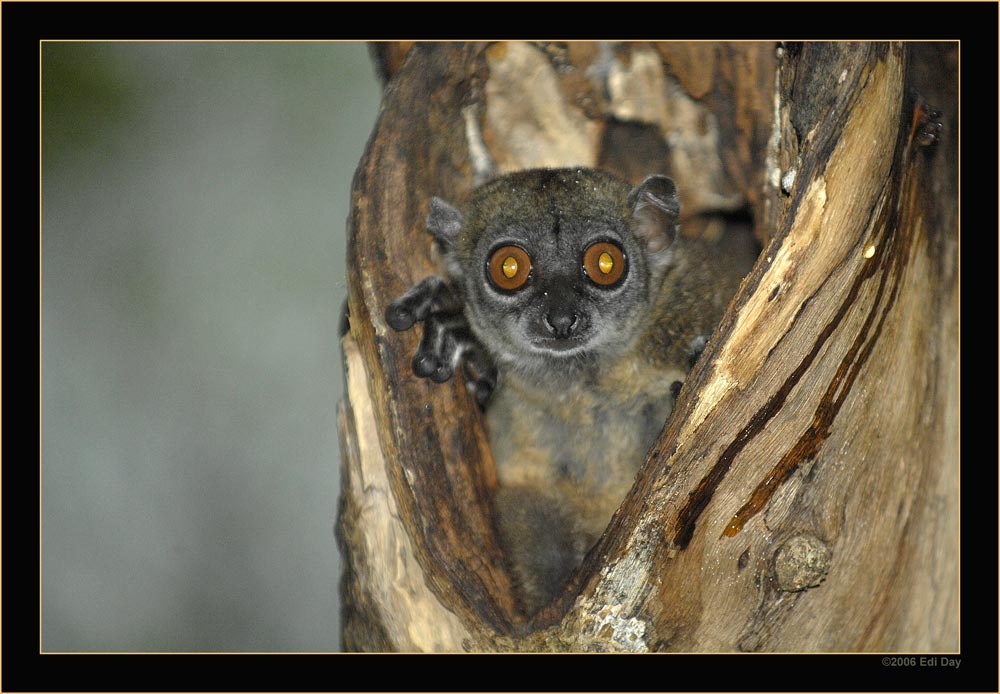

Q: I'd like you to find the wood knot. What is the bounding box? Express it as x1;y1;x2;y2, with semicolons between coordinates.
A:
910;101;943;148
772;534;831;592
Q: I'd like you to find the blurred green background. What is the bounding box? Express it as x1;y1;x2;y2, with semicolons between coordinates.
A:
41;42;381;651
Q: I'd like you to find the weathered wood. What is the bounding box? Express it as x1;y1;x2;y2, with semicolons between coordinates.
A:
368;41;415;84
337;334;472;651
339;43;518;651
337;41;958;653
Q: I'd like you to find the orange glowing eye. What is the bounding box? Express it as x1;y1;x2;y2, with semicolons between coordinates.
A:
583;241;626;286
488;245;532;291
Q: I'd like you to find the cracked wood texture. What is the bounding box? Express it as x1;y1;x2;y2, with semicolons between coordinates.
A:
338;42;958;652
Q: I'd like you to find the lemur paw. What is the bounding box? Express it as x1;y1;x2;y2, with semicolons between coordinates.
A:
386;276;498;406
670;380;683;401
687;334;708;369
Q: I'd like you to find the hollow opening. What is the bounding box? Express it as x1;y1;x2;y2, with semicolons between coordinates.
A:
345;42;781;642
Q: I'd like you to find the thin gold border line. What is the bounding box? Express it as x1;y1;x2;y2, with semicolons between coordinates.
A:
35;38;962;657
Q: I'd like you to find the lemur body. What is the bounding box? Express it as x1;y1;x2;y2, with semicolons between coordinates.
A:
387;168;751;612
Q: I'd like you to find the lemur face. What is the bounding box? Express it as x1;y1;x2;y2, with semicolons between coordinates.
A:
429;168;680;377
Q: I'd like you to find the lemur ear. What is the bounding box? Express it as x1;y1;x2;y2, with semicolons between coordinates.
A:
426;197;463;250
627;175;680;257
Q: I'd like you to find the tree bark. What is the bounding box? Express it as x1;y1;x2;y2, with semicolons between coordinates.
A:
336;41;958;652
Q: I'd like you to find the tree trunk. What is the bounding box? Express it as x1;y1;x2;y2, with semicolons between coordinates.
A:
336;41;957;652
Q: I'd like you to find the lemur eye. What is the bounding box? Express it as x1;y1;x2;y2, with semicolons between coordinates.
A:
487;245;532;291
583;241;626;286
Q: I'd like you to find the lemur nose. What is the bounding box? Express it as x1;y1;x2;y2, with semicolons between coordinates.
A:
544;309;579;338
